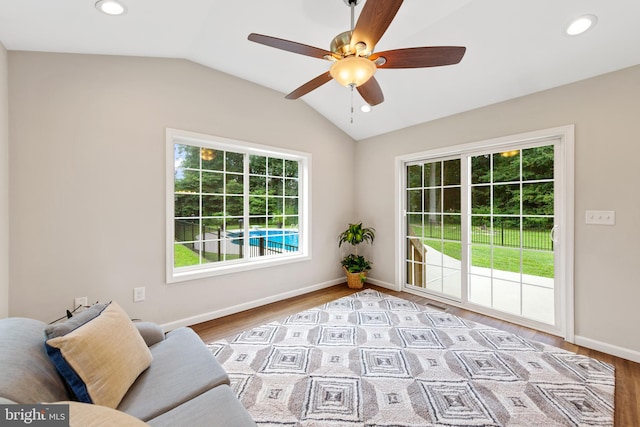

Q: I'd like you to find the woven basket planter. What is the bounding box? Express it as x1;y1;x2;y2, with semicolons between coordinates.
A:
344;267;366;289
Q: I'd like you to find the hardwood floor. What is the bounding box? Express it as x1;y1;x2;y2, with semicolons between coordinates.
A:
190;284;640;426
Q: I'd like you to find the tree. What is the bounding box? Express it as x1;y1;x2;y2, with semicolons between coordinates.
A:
174;145;300;227
470;146;554;228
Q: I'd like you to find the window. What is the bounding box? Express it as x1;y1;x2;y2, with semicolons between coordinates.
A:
166;129;310;283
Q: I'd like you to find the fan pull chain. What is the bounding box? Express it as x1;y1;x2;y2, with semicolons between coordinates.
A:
350;84;355;124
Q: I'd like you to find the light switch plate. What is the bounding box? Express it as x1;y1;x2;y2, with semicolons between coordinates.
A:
585;210;615;225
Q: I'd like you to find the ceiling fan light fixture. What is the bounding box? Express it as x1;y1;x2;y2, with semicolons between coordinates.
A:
500;150;519;158
565;14;597;36
330;56;376;87
95;0;127;16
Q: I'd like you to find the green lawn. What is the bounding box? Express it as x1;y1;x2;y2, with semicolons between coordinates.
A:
424;239;554;278
174;243;242;267
174;243;200;267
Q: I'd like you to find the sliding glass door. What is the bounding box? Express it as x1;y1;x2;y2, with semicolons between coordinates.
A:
403;135;565;333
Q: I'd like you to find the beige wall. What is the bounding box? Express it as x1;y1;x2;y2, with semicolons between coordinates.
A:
8;52;355;325
7;50;639;359
357;65;640;358
0;43;8;318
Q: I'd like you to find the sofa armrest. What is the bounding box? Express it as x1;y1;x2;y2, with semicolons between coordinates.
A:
134;322;165;347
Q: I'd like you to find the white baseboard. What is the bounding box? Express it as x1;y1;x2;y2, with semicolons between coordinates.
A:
574;335;640;364
161;278;343;331
365;277;401;291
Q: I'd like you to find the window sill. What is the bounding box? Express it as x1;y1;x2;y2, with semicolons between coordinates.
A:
167;252;311;284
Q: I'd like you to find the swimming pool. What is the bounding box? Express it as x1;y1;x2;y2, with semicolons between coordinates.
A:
230;229;299;250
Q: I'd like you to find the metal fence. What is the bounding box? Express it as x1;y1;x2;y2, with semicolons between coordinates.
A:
420;222;553;251
175;220;219;250
247;236;298;257
175;220;298;260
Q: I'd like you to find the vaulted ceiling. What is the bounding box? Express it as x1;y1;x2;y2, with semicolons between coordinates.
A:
1;0;639;140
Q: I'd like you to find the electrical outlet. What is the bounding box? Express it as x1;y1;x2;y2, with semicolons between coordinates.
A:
133;287;145;303
585;210;615;225
74;297;88;308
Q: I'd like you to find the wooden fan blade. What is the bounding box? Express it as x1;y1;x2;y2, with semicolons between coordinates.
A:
370;46;466;69
285;72;333;100
357;76;384;106
351;0;403;53
248;33;333;59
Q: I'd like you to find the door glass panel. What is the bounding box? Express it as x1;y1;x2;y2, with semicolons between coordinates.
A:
407;214;422;234
423;189;441;213
493;151;520;183
468;144;555;325
471;216;492;246
407;165;423;187
471;155;490;184
522;145;554;180
522;182;553;215
443;159;461;185
492;248;522;276
405;159;461;299
493;184;520;215
492;279;521;315
443;188;461;213
443;214;461;241
425;234;443;293
407;189;422;212
523;217;554;254
423;163;441;187
468;274;491;306
406;237;426;287
471;186;490;214
493;217;521;249
522;284;554;323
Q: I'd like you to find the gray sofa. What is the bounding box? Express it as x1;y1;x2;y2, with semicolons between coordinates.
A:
0;317;256;427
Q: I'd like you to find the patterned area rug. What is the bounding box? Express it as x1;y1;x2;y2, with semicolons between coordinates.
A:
208;289;614;426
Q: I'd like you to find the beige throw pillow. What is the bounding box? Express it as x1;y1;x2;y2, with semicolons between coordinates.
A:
46;302;153;408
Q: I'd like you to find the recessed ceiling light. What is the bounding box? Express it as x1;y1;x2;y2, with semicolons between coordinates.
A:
566;14;597;36
95;0;127;16
360;105;372;113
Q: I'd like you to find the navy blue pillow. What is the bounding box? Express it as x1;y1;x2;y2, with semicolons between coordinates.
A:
44;303;109;402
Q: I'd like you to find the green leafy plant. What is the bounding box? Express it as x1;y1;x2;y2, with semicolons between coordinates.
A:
338;222;375;275
338;223;375;253
341;254;372;274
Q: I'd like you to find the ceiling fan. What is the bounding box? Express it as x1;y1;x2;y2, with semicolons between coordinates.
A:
248;0;466;107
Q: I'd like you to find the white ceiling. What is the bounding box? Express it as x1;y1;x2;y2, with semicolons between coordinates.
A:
1;0;639;140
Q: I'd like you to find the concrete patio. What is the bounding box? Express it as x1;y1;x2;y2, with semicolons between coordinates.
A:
412;245;555;325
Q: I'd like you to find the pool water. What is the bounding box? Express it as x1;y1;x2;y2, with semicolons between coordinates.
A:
230;229;299;249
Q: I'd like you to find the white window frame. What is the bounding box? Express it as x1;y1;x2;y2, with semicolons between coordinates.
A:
395;125;575;341
166;128;311;283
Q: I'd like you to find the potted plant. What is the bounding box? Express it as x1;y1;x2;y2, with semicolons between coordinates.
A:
338;222;375;289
